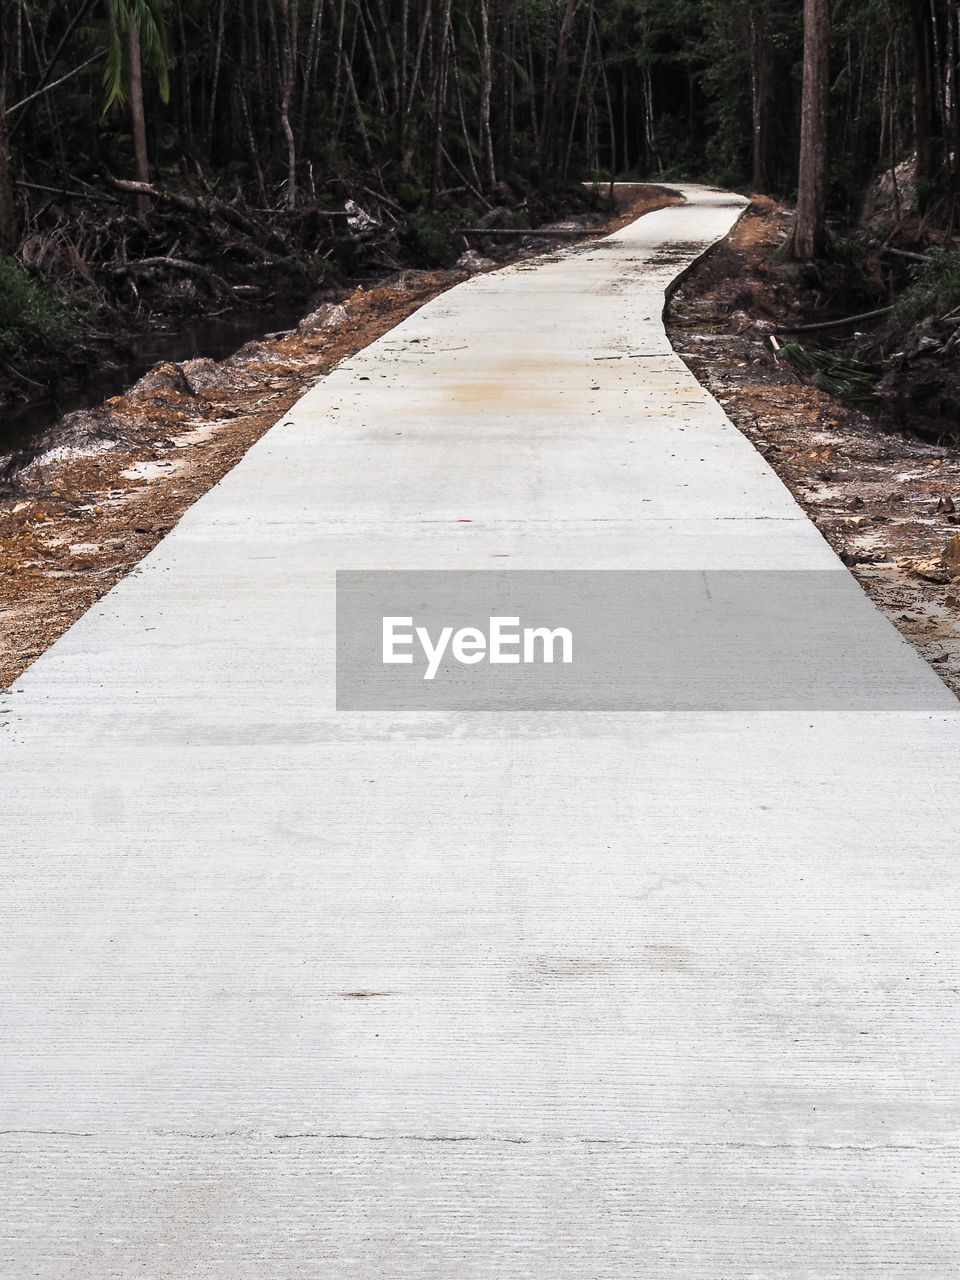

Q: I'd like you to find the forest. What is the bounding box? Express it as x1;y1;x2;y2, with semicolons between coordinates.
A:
0;0;957;425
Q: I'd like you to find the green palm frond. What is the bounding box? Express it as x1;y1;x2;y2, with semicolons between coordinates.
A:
131;0;173;102
102;0;127;110
102;0;173;112
773;340;878;401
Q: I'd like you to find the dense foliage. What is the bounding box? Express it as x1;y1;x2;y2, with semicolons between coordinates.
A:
892;247;960;334
1;0;955;218
0;0;956;363
0;256;74;356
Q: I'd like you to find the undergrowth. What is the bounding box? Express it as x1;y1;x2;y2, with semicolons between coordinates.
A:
892;247;960;332
0;258;75;358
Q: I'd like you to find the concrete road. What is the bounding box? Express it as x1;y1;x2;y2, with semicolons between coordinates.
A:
2;187;959;1277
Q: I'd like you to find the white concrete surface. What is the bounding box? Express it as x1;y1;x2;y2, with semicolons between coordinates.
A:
2;187;959;1277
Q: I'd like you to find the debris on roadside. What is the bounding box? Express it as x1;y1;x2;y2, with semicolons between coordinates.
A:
666;197;960;698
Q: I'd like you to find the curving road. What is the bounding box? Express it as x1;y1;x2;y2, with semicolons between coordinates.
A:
2;187;959;1277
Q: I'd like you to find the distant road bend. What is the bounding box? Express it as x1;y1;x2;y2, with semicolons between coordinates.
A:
2;187;959;1278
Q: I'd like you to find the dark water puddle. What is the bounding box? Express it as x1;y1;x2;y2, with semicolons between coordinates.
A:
0;301;309;455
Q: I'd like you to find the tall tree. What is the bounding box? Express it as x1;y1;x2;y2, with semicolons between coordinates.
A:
748;1;773;191
9;0;960;254
0;10;17;256
278;0;298;207
910;0;949;212
103;0;173;213
791;0;830;258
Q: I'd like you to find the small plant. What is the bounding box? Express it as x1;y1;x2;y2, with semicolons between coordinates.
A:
403;212;459;268
397;181;428;210
892;247;960;332
0;258;75;358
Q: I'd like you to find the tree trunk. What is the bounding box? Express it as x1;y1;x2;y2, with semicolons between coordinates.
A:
642;62;657;171
912;0;942;209
396;0;408;166
278;0;298;208
791;0;830;260
428;0;453;208
589;6;615;199
175;0;194;152
563;14;593;180
478;0;496;187
0;40;18;256
328;0;348;153
749;6;773;193
540;0;579;175
451;36;483;190
299;0;327;145
206;0;226;150
503;0;517;174
127;21;151;214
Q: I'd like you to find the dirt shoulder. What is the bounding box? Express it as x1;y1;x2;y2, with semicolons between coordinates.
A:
0;186;677;687
667;196;960;699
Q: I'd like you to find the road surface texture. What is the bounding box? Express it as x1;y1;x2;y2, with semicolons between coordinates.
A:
3;187;959;1277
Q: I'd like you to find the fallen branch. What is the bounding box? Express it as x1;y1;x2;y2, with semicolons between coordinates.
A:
360;184;405;215
111;178;210;213
16;178;119;204
772;306;893;334
5;51;104;119
0;358;48;390
252;206;349;218
109;179;267;241
105;256;237;298
880;246;930;264
439;146;492;211
459;226;590;236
